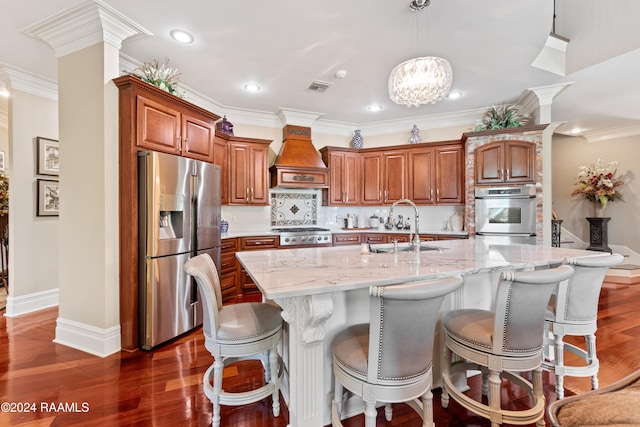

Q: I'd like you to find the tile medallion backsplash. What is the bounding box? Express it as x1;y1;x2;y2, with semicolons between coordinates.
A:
271;191;318;226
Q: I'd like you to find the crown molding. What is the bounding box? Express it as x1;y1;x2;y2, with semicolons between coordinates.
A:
0;63;58;101
23;0;151;57
576;123;640;143
277;108;325;128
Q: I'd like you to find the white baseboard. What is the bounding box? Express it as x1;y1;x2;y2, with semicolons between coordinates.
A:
54;317;121;358
4;288;59;317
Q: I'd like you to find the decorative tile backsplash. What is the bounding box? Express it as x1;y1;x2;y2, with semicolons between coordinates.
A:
270;191;318;226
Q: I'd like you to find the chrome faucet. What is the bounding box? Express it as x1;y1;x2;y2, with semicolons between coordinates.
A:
389;199;420;251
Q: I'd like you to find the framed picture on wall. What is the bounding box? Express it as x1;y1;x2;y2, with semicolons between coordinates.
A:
37;136;59;176
0;151;4;171
37;179;60;217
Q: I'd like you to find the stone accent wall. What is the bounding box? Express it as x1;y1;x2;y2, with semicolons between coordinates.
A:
461;125;548;243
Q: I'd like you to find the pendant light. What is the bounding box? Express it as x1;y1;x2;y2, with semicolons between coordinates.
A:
388;0;453;107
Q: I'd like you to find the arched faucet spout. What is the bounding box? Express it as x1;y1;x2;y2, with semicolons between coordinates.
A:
389;199;420;251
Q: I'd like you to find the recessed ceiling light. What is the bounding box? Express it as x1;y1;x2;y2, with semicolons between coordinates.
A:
243;83;261;93
0;89;9;97
447;91;462;100
170;29;194;44
367;104;383;112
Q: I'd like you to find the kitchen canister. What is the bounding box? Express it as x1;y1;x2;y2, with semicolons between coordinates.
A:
351;130;364;149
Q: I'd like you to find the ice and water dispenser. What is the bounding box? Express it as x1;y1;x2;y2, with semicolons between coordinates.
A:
158;193;184;240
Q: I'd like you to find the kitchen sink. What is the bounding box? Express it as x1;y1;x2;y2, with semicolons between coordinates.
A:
369;243;444;253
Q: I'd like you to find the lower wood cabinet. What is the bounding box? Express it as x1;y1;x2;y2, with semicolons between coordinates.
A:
220;238;239;302
238;236;278;294
332;233;362;246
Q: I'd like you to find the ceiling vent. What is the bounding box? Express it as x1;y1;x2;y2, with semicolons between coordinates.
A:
307;80;333;92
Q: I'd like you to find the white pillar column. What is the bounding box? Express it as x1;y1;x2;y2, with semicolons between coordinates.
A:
23;0;150;356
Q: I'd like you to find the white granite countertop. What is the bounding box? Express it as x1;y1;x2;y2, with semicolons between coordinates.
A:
235;239;598;300
221;228;467;239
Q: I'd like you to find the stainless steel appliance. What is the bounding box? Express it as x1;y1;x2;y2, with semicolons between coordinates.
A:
272;227;332;247
138;151;221;349
475;184;537;244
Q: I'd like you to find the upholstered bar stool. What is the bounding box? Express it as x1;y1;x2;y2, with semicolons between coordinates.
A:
543;253;624;399
441;266;574;427
184;253;283;427
331;275;464;427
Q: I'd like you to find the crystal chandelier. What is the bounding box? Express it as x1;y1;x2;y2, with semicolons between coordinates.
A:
388;0;453;107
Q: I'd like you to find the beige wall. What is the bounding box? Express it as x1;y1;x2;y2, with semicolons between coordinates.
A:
7;90;59;297
552;133;639;253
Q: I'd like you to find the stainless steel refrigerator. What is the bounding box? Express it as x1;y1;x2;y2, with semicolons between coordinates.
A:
138;151;221;350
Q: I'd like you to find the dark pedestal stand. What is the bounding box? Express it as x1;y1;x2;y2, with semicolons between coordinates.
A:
551;219;563;248
586;217;611;253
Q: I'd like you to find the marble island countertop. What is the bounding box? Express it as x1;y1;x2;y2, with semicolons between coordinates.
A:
235;239;597;300
221;228;467;239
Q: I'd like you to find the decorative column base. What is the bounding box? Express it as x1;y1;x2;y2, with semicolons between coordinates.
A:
586;217;611;253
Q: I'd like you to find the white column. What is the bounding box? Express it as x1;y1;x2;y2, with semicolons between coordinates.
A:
23;0;150;356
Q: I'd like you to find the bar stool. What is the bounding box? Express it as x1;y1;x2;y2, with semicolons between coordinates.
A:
184;253;283;427
441;266;574;427
543;253;624;399
331;276;463;427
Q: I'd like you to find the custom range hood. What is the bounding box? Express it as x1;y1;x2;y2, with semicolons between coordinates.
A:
270;125;329;188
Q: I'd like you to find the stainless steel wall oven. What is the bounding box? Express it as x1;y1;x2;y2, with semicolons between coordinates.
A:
475;184;537;244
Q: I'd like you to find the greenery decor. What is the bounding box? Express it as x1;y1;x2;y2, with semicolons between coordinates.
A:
474;104;530;131
128;58;184;98
0;170;8;215
571;159;624;209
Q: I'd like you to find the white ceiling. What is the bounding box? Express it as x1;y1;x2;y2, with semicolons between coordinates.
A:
1;0;640;139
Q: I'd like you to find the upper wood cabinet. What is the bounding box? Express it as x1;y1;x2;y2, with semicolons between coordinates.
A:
382;151;407;204
360;150;407;205
227;137;271;206
475;140;535;185
406;142;464;205
132;85;216;163
321;140;463;206
320;147;361;206
435;145;464;204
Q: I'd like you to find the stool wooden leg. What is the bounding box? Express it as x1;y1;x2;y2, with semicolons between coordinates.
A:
534;366;545;427
422;388;433;427
212;358;223;427
364;400;377;427
554;333;566;400
269;348;280;417
441;345;451;408
587;333;599;390
488;369;501;427
384;403;392;421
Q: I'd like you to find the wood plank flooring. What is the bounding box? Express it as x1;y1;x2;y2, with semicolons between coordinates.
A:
1;281;639;427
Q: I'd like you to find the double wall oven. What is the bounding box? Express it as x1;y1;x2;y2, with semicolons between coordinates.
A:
475;184;537;244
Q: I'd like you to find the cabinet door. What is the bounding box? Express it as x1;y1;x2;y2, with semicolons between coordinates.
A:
383;151;406;204
475;142;504;185
214;138;228;204
436;146;464;204
361;153;383;205
332;233;361;246
228;143;250;204
249;144;269;205
136;95;181;155
326;152;346;205
505;141;535;183
181;113;214;162
363;233;386;244
408;147;435;204
343;152;361;205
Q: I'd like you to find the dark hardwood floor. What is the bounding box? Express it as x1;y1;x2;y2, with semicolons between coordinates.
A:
1;281;639;427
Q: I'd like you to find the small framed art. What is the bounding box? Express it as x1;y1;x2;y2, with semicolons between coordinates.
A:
37;179;60;217
37;136;59;176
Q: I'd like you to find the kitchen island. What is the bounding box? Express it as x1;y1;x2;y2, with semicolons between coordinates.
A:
235;239;598;427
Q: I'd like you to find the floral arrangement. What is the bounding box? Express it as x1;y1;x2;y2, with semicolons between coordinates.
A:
474;104;530;131
571;159;624;208
0;170;8;215
128;58;184;98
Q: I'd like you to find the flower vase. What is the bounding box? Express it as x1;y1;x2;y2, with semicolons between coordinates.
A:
351;130;364;149
594;203;607;217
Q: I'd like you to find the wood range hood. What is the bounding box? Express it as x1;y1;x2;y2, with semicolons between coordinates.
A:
270;125;330;188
